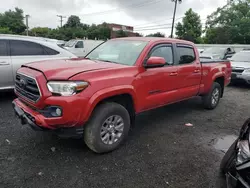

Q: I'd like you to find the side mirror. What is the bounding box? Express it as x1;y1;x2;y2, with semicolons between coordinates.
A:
144;57;165;68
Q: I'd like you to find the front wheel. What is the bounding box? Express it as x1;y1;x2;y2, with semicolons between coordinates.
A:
84;102;130;153
203;82;222;110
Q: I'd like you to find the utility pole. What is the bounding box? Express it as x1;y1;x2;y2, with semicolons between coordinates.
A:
57;15;66;28
170;0;182;38
25;14;30;36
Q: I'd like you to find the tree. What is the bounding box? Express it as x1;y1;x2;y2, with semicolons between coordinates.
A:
205;0;250;44
146;32;165;37
115;30;128;38
64;15;82;28
0;27;13;34
30;27;50;37
175;8;202;43
0;7;26;34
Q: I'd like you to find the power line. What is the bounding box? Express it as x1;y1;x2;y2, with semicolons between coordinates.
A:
134;25;206;31
134;17;183;28
81;0;164;16
57;15;66;28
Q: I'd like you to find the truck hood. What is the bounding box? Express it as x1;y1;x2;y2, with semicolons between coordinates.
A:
22;58;126;80
231;61;250;69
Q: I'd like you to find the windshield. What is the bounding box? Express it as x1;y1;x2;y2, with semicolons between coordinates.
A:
203;47;226;55
64;40;77;47
86;40;148;66
230;51;250;62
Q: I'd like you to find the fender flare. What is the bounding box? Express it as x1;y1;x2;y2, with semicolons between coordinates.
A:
83;85;137;121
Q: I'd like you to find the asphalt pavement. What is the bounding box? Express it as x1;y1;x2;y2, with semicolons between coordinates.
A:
0;84;250;188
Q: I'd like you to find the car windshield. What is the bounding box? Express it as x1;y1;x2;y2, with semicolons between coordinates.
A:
64;40;77;47
203;47;226;55
230;51;250;62
86;40;148;66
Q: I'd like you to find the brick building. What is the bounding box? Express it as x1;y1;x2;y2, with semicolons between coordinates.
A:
107;23;138;38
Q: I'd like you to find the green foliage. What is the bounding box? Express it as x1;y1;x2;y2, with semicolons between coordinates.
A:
205;0;250;44
0;27;13;34
175;8;202;43
0;7;26;34
115;30;128;38
63;15;82;28
146;32;165;37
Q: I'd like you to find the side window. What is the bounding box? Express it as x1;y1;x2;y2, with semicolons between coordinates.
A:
10;40;46;56
43;45;59;55
75;41;84;48
150;46;173;65
0;40;8;56
177;46;195;65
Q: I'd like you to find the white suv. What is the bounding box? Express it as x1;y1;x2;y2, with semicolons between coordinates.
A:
0;35;77;91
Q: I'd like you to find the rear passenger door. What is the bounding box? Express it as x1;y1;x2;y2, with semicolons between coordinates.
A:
0;39;13;89
9;40;59;82
174;44;201;100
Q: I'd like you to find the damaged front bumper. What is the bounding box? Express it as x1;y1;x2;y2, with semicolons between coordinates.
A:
12;100;84;138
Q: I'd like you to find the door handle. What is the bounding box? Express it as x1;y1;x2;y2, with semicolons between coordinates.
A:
194;69;200;73
169;72;178;76
0;61;10;65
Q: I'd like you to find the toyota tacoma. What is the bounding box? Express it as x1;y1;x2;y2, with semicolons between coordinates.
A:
12;37;232;153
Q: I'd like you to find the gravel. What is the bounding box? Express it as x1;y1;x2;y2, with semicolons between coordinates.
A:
0;84;249;188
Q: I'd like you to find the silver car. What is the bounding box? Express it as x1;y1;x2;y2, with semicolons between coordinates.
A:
0;35;76;91
230;50;250;84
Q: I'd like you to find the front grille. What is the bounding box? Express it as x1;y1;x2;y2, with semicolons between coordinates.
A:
15;73;41;102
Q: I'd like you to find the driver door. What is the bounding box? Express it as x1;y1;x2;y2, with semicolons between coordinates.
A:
74;41;85;57
135;44;179;112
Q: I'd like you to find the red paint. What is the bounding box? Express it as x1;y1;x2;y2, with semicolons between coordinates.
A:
13;37;232;130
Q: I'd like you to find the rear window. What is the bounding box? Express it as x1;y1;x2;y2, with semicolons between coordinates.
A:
10;40;59;56
176;45;196;65
10;40;45;56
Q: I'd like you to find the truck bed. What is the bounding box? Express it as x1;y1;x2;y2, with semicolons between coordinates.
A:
200;58;229;64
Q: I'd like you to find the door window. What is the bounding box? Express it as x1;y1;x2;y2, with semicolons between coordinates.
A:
75;41;84;48
176;46;196;65
0;40;8;56
150;46;173;65
43;46;59;55
10;40;46;56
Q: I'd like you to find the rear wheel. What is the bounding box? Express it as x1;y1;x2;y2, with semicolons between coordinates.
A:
203;82;222;110
84;102;130;153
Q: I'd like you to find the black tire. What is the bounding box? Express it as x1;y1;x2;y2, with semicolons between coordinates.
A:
220;139;238;174
84;102;130;153
203;82;222;110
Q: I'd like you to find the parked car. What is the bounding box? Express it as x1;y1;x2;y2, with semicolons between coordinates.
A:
230;50;250;84
220;118;250;188
12;37;231;153
0;35;77;91
200;47;236;60
63;39;104;57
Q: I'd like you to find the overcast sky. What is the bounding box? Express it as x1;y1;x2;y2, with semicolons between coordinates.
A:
0;0;228;36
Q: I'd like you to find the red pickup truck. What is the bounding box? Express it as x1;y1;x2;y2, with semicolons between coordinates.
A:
12;37;231;153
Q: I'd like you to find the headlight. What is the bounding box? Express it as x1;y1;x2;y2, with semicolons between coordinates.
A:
47;81;88;96
243;69;250;73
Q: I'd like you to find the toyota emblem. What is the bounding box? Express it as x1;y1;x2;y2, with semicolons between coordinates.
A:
20;79;27;88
